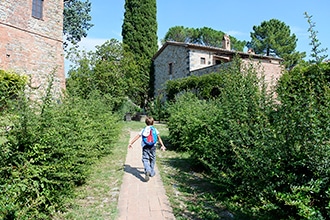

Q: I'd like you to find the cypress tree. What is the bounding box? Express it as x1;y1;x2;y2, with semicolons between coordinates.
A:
122;0;158;104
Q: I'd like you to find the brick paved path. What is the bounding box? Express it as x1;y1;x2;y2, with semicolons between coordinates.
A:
117;131;175;220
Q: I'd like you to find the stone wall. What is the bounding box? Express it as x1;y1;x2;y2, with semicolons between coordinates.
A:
153;44;189;95
192;59;283;92
153;44;218;96
191;62;231;76
0;0;65;100
189;49;213;71
241;58;283;91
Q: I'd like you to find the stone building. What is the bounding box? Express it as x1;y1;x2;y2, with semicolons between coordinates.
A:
0;0;65;99
152;35;283;97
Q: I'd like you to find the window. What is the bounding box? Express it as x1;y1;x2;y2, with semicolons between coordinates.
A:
32;0;44;19
200;57;206;64
168;63;173;75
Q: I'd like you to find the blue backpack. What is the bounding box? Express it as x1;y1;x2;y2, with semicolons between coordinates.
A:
142;126;158;146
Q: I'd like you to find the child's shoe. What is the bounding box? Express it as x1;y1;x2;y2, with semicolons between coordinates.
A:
145;171;150;182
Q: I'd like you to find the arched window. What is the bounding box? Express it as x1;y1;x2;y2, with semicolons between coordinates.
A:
32;0;44;19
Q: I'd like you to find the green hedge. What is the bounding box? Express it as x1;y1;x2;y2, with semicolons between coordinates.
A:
166;71;226;101
167;61;330;219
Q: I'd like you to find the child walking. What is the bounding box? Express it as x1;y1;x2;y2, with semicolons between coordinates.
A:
128;116;166;182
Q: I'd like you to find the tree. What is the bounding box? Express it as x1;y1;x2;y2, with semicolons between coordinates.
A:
194;27;224;47
247;19;305;69
163;26;246;51
66;39;141;111
162;26;195;44
122;0;158;61
304;12;328;64
63;0;93;49
121;0;158;106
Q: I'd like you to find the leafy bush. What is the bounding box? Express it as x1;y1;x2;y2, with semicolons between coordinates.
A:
147;94;169;122
167;93;214;152
0;89;120;219
0;70;27;111
271;62;330;219
167;59;330;219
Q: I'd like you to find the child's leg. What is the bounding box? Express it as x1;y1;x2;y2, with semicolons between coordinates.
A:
142;147;152;175
149;146;156;176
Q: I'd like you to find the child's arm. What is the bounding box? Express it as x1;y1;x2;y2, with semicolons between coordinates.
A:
128;134;141;148
157;135;166;151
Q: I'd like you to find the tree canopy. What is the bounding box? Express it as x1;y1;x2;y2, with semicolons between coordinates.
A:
122;0;158;60
63;0;93;49
66;39;142;111
163;26;246;51
247;19;305;68
121;0;158;105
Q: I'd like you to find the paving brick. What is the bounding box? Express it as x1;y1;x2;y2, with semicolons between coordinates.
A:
117;131;175;220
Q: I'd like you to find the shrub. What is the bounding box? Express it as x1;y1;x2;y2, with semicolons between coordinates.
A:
147;94;169;122
0;70;27;111
167;60;330;219
271;62;330;219
0;88;120;219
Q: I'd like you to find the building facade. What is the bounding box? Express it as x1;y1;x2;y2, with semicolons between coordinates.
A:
152;37;283;97
0;0;65;99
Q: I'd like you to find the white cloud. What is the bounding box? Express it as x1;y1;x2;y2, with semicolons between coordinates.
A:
77;37;110;51
226;30;249;38
290;26;309;38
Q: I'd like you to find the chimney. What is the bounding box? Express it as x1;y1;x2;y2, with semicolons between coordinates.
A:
247;48;255;54
222;34;231;50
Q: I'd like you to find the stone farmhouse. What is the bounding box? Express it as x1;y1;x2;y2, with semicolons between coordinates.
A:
152;36;284;98
0;0;65;99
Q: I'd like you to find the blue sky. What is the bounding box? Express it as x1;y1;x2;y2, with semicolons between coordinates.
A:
66;0;330;73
